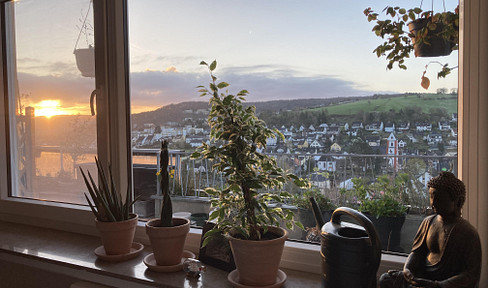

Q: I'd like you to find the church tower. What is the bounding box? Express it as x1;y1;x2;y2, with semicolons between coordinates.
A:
387;132;398;171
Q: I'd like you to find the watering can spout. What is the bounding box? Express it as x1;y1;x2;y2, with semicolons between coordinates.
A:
310;197;325;229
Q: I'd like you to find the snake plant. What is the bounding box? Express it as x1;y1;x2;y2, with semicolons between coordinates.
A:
80;157;138;222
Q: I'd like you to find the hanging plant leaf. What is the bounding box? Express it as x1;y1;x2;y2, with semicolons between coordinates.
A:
421;76;430;90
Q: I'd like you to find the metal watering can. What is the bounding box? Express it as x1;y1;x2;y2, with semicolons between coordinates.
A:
310;198;381;288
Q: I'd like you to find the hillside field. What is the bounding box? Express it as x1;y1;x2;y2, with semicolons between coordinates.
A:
309;94;457;115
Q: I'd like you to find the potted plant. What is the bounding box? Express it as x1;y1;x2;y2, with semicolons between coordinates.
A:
191;60;308;286
74;45;95;78
364;5;459;88
293;189;335;239
145;140;191;267
73;3;95;77
352;175;408;252
80;157;139;256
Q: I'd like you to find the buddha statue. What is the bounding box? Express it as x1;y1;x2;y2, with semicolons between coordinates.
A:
379;171;481;288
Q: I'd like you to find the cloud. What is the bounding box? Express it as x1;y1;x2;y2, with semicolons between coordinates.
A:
17;72;94;113
17;58;80;78
15;64;381;115
130;64;377;106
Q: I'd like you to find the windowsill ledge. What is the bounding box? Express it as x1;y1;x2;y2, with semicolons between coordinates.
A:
0;220;322;287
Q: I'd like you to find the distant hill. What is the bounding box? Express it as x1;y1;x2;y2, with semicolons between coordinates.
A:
131;97;369;128
33;93;457;142
309;93;457;116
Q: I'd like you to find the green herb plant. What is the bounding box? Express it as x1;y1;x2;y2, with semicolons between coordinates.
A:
293;189;335;212
192;60;309;243
353;175;408;218
80;157;138;222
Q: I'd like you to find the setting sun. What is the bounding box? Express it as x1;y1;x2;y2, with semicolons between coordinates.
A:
34;100;67;118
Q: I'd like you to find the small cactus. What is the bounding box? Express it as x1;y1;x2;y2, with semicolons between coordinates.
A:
159;140;173;227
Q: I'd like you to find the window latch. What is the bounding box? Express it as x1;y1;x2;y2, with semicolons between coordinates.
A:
90;89;98;116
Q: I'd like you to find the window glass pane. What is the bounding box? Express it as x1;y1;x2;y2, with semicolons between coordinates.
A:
128;0;458;253
6;0;97;204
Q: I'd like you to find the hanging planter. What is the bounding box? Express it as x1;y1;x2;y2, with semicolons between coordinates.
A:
408;17;456;57
364;3;459;87
73;0;95;78
74;45;95;78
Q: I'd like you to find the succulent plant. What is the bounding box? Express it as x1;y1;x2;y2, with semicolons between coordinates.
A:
80;157;138;222
158;139;174;227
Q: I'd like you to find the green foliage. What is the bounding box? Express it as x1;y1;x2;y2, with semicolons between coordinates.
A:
158;140;173;227
352;175;408;218
80;157;138;222
292;189;335;211
192;60;309;241
259;94;456;127
364;5;459;81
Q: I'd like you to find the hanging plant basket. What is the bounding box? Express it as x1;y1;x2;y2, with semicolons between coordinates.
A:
408;18;456;58
74;46;95;77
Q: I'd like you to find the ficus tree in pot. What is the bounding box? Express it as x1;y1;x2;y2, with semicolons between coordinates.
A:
191;60;308;285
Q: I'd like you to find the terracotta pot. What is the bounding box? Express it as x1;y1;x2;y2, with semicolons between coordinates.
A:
228;226;287;286
145;217;190;266
95;214;138;255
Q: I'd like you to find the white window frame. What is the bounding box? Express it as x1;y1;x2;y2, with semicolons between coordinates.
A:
1;0;487;284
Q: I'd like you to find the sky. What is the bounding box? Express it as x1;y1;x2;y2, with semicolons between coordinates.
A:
12;0;459;116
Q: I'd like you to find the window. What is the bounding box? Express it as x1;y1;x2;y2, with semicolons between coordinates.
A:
0;0;486;280
128;0;458;253
5;0;96;204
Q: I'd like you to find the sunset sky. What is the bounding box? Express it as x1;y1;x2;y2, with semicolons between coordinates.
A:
12;0;459;116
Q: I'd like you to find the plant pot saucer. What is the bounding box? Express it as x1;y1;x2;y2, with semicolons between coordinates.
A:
143;250;196;273
227;269;287;288
94;242;144;262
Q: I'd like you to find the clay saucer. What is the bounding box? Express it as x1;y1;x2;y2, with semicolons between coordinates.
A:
227;269;287;288
94;242;144;262
143;250;196;272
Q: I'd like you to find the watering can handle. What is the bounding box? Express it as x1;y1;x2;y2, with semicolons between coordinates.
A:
331;207;382;288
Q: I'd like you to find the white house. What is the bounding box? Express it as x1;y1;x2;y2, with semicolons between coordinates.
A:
415;122;432;132
397;122;410;132
310;173;331;190
317;156;336;172
384;123;395;133
143;123;156;134
351;122;363;130
438;121;451;131
365;122;384;132
309;139;323;149
366;135;381;147
407;134;419;143
339;178;354;190
427;133;443;145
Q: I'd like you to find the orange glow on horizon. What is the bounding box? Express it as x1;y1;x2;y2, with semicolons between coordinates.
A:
34;100;68;118
33;100;158;117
